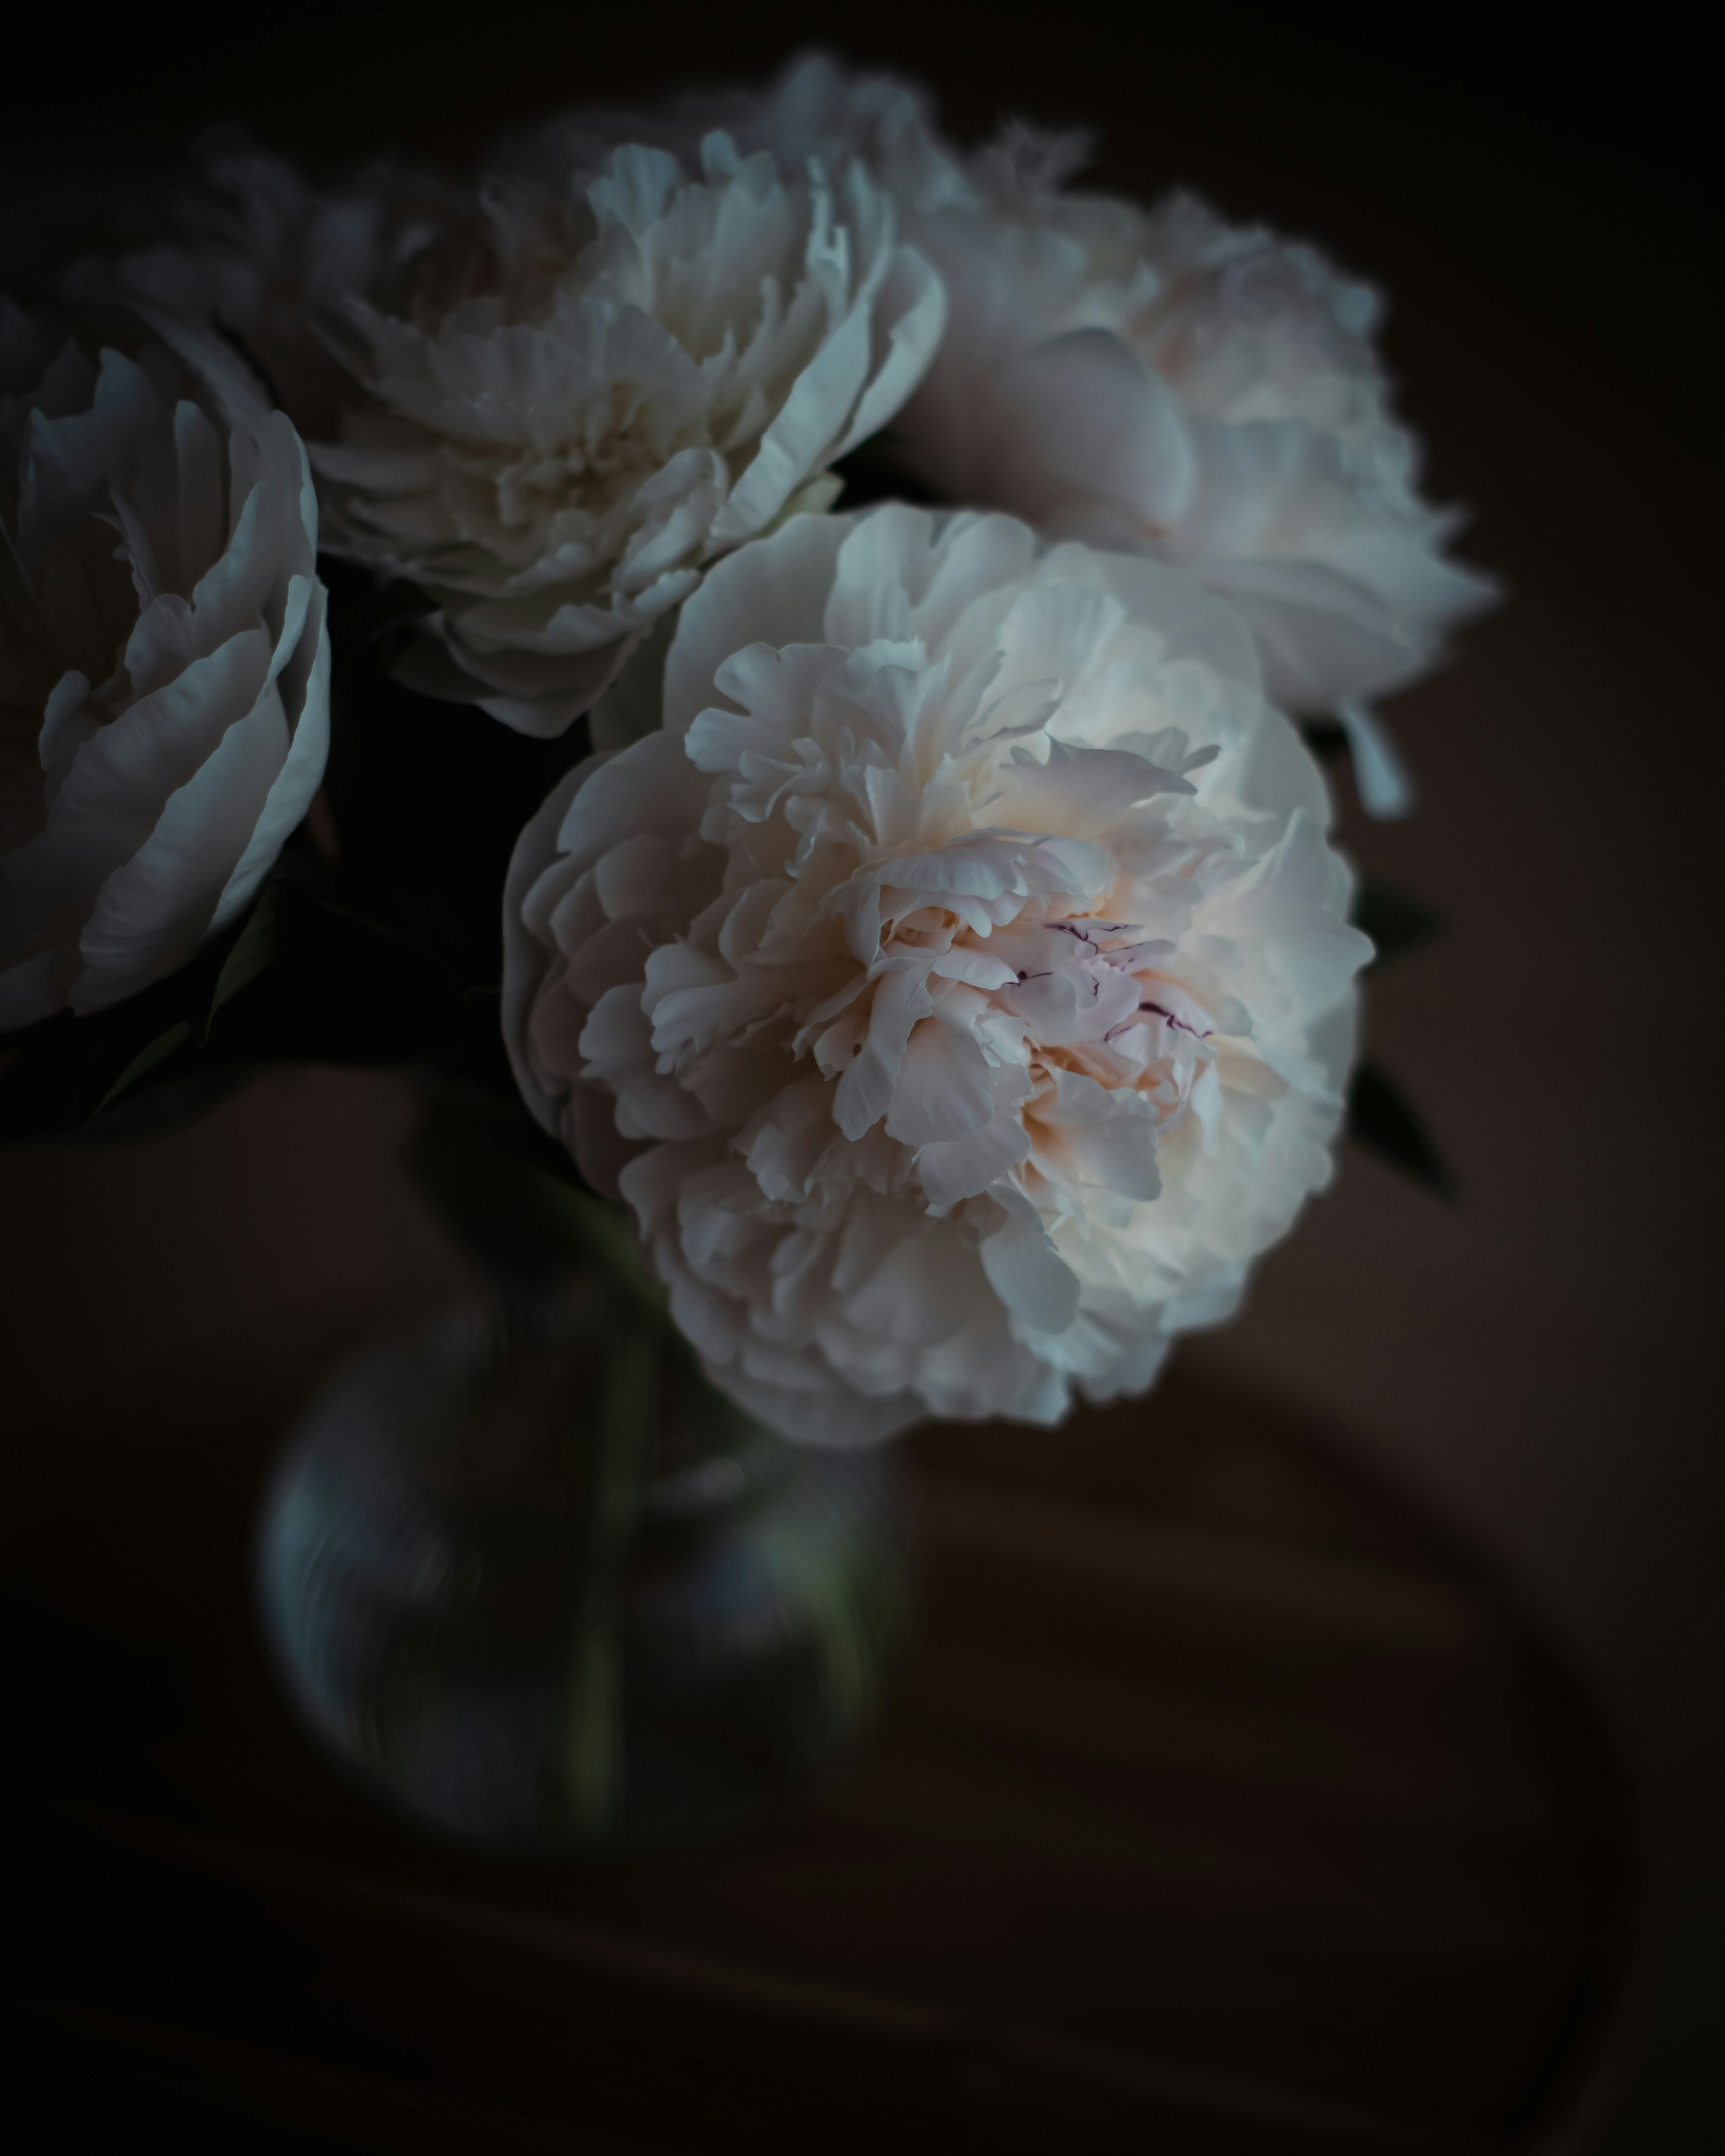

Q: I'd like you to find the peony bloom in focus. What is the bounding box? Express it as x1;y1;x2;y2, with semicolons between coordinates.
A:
0;303;329;1027
305;135;945;735
504;505;1371;1443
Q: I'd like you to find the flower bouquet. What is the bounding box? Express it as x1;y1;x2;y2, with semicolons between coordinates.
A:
0;54;1490;1845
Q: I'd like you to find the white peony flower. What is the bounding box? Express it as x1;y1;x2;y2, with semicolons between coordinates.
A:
0;303;329;1027
61;134;470;446
504;505;1370;1444
886;135;1499;813
301;133;945;736
494;49;973;221
575;57;1496;815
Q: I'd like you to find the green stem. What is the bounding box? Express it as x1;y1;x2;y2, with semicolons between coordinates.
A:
407;1095;666;1319
560;1297;658;1834
406;1090;669;1838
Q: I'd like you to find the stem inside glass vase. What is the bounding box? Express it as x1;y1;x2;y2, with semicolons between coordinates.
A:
256;1088;912;1852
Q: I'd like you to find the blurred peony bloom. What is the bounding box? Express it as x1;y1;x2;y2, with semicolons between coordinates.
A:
61;133;470;446
76;115;944;739
588;56;1496;815
302;134;942;736
0;304;329;1028
227;147;936;741
888;137;1499;810
494;48;974;221
504;506;1370;1443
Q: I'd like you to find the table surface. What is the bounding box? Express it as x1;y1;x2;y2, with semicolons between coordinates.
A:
0;1324;1630;2154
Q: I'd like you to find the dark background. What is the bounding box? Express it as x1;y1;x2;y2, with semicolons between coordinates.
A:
2;3;1720;2147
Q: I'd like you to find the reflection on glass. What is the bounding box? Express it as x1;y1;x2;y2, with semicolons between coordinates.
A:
258;1289;911;1850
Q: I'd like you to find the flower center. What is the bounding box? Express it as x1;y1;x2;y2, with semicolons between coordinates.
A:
972;907;1216;1107
487;385;708;539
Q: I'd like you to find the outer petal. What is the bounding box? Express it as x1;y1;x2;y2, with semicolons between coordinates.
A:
663;511;849;735
502;758;601;1134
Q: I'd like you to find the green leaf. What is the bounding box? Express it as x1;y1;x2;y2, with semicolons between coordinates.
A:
0;869;522;1148
406;1097;655;1307
92;1020;194;1117
1346;1063;1459;1201
1351;881;1446;969
203;881;280;1039
0;921;247;1143
203;880;520;1099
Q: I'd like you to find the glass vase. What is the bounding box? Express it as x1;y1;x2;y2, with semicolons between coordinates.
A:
256;1099;912;1851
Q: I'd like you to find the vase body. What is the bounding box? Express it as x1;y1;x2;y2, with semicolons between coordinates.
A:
257;1284;911;1851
